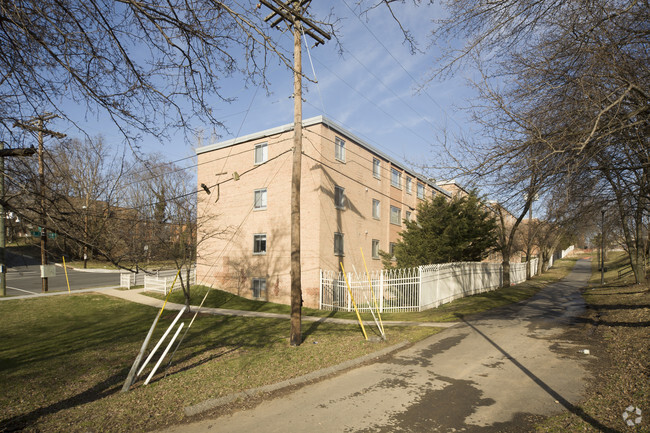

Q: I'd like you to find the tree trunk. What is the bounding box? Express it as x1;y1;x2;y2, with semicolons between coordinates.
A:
630;248;646;283
502;254;511;287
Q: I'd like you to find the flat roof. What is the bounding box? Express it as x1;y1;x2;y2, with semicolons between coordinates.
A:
195;115;449;196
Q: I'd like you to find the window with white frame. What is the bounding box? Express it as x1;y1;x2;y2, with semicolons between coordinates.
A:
372;199;380;219
253;234;267;255
432;189;437;199
372;239;380;259
373;158;381;179
417;182;425;200
391;168;401;189
335;137;346;162
335;185;345;209
389;242;396;260
254;142;268;164
406;211;412;222
390;205;401;225
252;278;266;299
254;188;267;210
334;232;344;256
406;177;412;194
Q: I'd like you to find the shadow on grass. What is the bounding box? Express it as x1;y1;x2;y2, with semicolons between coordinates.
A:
0;368;127;432
302;310;338;342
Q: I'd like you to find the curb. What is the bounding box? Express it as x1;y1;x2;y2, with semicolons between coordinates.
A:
183;340;410;417
54;264;124;274
0;286;122;301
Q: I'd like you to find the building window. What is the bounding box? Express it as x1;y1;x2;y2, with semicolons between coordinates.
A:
253;234;267;255
391;168;401;189
417;183;425;200
254;188;267;210
373;158;381;179
432;189;437;199
252;278;266;299
254;142;268;164
335;137;346;162
389;243;396;260
406;211;412;222
390;205;401;225
335;186;345;209
406;177;412;194
334;232;344;256
372;239;380;259
372;199;380;219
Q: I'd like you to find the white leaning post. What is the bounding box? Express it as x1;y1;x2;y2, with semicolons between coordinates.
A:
136;306;187;377
144;322;185;385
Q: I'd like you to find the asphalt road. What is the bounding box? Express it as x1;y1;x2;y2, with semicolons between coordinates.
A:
160;258;597;433
5;251;120;296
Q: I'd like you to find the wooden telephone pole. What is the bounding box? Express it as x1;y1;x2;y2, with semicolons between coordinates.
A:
260;0;330;346
14;114;65;292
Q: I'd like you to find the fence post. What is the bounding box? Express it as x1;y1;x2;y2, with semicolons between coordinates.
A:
379;271;384;313
319;270;322;309
435;266;440;308
346;273;351;312
418;266;422;312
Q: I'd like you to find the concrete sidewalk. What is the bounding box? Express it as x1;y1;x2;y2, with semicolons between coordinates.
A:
159;258;596;433
100;287;457;328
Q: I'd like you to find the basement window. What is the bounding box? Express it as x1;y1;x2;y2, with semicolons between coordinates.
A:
252;278;266;299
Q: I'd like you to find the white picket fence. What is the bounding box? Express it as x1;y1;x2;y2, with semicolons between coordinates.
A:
320;258;540;313
120;268;196;294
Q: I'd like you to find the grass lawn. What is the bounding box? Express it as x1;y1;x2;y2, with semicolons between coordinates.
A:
536;250;650;432
146;256;580;323
0;293;437;433
0;256;582;432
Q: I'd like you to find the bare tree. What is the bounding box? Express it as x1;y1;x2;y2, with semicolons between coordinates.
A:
0;1;335;147
119;155;229;308
381;0;648;282
47;137;126;265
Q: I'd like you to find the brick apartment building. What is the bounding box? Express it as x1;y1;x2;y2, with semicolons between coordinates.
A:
195;116;450;308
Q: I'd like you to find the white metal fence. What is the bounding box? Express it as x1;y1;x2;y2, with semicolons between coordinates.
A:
320;258;541;313
120;267;196;294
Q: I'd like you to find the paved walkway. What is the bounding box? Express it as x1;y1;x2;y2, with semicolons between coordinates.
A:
158;259;597;433
100;288;456;328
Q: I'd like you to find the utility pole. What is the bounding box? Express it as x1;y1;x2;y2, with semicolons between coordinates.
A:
0;144;36;297
260;0;330;346
14;114;65;292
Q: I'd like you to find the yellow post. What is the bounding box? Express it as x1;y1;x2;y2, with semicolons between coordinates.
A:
361;248;385;335
62;256;71;293
340;262;368;340
167;269;181;295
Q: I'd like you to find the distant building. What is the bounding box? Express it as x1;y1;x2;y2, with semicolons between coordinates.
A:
195;116;449;307
436;179;470;198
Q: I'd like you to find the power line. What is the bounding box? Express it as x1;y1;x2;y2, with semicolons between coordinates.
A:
308;56;434;147
302;125;445;195
302;141;426;212
339;0;464;132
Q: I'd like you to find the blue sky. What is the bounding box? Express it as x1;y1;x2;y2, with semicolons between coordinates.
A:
216;1;475;169
53;1;478;179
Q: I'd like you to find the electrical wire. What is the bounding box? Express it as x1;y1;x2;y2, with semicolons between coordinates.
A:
340;0;464;132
